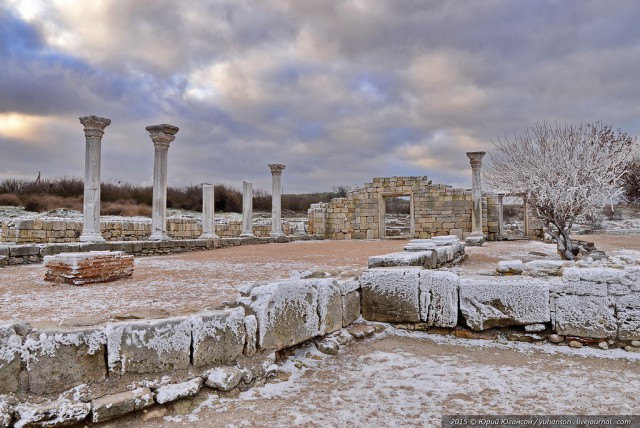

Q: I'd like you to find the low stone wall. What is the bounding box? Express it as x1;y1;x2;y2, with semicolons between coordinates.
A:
0;217;297;244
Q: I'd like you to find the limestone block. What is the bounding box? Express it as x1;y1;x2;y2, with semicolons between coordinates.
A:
360;268;421;323
245;280;320;351
190;308;245;367
419;270;459;327
0;322;23;394
563;267;631;285
155;377;203;404
551;280;607;297
459;279;550;331
368;251;433;268
205;367;243;391
106;317;191;374
555;295;617;338
23;326;107;394
616;294;640;340
13;399;90;428
243;315;257;357
91;387;154;423
496;260;524;275
313;279;343;335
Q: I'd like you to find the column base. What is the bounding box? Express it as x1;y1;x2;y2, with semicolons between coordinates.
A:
269;231;284;238
149;232;170;241
79;232;105;243
199;233;220;239
240;232;256;238
465;233;485;247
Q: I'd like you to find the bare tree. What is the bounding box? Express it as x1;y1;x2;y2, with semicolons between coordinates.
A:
485;122;636;260
622;156;640;206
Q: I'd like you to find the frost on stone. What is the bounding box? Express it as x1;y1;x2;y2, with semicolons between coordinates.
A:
419;270;459;327
615;294;640;341
22;327;107;369
155;377;203;404
0;323;22;365
204;367;243;391
563;267;632;285
523;260;567;277
496;260;524;275
189;308;246;367
0;398;12;428
360;268;421;323
555;295;617;339
243;315;257;357
459;278;550;331
368;251;432;268
312;279;343;335
13;398;90;428
247;280;320;351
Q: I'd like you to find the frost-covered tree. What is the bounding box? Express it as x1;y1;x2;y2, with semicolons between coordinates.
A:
485;122;636;260
622;156;640;206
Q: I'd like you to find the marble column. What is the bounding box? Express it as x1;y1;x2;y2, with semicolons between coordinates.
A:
466;151;486;246
79;115;111;242
240;181;255;237
200;184;219;239
497;192;506;238
146;124;179;241
268;164;286;237
523;195;530;238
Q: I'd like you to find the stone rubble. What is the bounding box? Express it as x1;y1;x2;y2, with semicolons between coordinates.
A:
43;251;133;285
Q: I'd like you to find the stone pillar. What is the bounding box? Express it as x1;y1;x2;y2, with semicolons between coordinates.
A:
240;181;255;238
466;151;486;246
200;184;219;239
79;115;111;242
146;124;179;241
268;164;286;237
523;195;530;238
497;192;506;238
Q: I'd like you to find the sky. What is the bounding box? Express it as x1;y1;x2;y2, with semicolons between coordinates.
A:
1;0;639;193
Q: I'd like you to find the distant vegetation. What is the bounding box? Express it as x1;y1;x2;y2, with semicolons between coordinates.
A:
0;177;351;216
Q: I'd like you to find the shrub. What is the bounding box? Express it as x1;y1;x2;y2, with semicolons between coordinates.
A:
0;193;22;206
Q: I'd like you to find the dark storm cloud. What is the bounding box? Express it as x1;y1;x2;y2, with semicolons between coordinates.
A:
1;0;639;192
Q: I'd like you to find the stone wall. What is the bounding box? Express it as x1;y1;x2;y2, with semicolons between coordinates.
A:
0;217;296;244
307;176;515;241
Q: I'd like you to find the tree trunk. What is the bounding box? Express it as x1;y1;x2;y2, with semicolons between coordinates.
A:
556;228;576;260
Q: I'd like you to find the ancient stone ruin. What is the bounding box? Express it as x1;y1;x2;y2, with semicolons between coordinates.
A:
43;251;134;285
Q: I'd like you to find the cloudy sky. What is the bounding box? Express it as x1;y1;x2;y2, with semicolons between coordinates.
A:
1;1;639;193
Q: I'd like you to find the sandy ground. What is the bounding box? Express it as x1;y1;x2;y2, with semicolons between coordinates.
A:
100;328;640;428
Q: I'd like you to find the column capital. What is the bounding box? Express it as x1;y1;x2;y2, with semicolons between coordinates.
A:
466;151;486;169
268;164;286;175
146;124;179;150
79;115;111;138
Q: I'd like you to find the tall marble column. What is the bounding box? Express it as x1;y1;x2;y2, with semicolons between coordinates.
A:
268;164;286;237
240;181;255;237
466;151;486;246
497;192;506;238
200;184;219;239
79;115;111;242
146;124;179;241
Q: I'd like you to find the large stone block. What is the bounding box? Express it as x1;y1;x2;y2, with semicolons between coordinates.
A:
419;270;459;327
368;251;433;268
340;280;361;327
190;308;246;367
245;280;320;351
314;279;343;335
106;317;191;375
13;399;90;427
23;326;107;394
555;295;617;338
459;279;550;331
616;293;640;340
91;387;153;423
360;268;421;323
0;322;23;394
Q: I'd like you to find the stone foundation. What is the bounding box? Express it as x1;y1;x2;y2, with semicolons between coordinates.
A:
44;251;134;285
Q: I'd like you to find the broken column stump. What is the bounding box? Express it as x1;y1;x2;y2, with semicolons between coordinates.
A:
44;251;134;285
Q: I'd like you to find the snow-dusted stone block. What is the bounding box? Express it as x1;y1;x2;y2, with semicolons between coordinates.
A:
23;326;107;394
459;279;550;331
419;270;460;327
368;251;433;268
403;239;436;252
13;399;90;428
43;251;134;285
106;317;191;375
246;280;320;351
496;260;524;275
205;367;243;391
555;295;617;338
0;322;23;394
155;377;203;404
562;267;631;285
314;279;343;335
0;397;12;428
551;280;607;297
243;315;257;357
190;308;245;367
91;387;153;423
616;294;640;341
360;268;421;323
340;280;361;327
523;260;567;277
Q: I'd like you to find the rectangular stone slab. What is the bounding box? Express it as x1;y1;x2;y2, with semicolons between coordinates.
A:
368;251;433;268
420;270;459;327
0;322;23;394
555;295;617;338
360;268;421;323
44;251;133;285
190;308;246;367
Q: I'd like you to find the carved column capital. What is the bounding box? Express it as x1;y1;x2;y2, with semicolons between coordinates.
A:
146;124;179;150
466;151;486;170
268;164;286;175
79;115;111;139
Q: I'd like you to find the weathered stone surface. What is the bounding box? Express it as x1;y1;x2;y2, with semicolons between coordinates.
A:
314;279;343;335
155;377;203;404
23;327;107;394
44;251;133;285
523;260;567;277
205;367;243;391
524;323;546;333
616;294;640;340
91;387;153;423
0;398;12;428
403;239;436;251
555;295;617;338
496;260;524;275
190;308;245;367
245;280;320;350
106;317;191;374
563;267;631;285
316;338;340;355
368;251;432;268
419;270;459;327
243;315;257;357
13;399;90;428
0;322;23;394
341;290;361;327
547;334;565;344
360;268;421;323
552;280;607;297
459;279;550;331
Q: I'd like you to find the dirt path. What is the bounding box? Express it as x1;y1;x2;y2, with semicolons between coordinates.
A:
105;329;640;428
